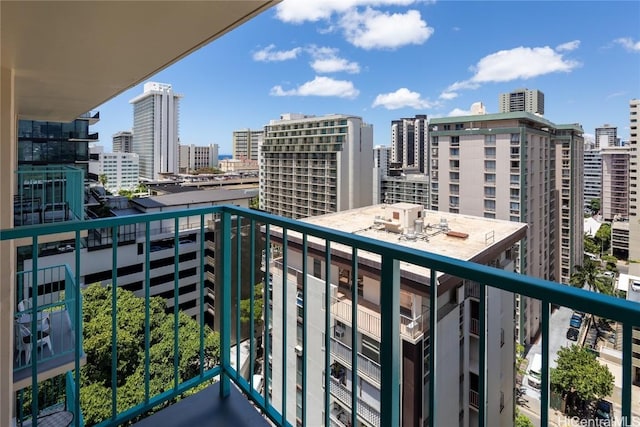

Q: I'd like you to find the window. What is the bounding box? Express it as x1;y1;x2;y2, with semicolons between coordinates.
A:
511;133;520;143
450;171;459;181
484;160;496;171
450;184;459;194
510;202;520;212
485;173;496;183
510;188;520;198
484;186;496;198
510;175;520;185
450;147;460;156
484;147;496;158
484;134;496;145
484;200;496;211
450;136;460;146
450;160;460;169
313;258;322;278
361;334;380;363
431;136;439;145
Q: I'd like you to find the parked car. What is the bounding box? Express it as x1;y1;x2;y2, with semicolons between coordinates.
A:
569;314;583;329
527;353;542;389
594;399;613;425
566;327;579;341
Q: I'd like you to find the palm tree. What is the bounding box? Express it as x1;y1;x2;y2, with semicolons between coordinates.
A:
569;258;613;295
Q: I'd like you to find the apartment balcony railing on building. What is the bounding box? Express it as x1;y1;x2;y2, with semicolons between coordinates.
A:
469;389;479;410
330;337;381;386
14;166;84;226
469;318;479;336
329;376;380;427
4;205;640;427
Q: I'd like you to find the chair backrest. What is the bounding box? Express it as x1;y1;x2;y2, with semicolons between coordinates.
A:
15;323;31;346
18;299;32;312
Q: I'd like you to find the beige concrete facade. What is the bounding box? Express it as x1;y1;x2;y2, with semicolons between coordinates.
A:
629;99;640;277
601;146;631;221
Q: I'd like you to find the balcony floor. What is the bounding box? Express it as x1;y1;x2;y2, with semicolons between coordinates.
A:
131;382;271;427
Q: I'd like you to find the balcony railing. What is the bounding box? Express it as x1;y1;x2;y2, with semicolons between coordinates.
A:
14;166;84;226
3;204;640;427
330;337;381;386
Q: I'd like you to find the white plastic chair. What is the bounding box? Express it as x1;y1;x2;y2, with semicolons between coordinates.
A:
15;323;53;365
17;298;50;330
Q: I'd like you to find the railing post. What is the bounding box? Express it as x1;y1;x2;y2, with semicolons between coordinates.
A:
540;301;550;427
219;211;231;398
623;323;632;426
479;284;487;427
380;255;399;427
428;270;437;427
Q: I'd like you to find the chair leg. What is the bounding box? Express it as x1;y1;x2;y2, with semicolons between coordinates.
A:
24;344;32;365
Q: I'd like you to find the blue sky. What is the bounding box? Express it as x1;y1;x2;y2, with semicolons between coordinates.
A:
94;1;640;154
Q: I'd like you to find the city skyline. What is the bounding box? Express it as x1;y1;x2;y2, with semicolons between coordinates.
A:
92;1;640;153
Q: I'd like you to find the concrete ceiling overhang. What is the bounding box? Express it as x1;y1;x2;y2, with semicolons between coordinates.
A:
1;0;280;122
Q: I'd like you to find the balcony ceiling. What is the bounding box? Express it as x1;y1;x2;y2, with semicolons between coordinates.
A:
1;1;279;122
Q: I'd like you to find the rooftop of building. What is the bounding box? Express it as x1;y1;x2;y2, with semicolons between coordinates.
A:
429;110;583;132
130;188;257;210
270;203;526;290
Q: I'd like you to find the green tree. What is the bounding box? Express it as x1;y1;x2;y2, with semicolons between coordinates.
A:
551;345;614;403
239;282;263;332
98;174;108;187
515;410;534;427
80;284;220;425
589;198;600;215
249;194;259;210
584;235;599;255
594;223;611;254
569;259;613;295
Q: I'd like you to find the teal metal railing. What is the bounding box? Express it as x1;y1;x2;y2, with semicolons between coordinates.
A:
14;166;84;226
16;371;82;427
3;204;640;427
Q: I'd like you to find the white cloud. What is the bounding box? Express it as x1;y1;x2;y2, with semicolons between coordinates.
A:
555;40;580;52
308;46;360;74
444;45;580;94
448;107;472;116
340;8;434;49
606;91;626;99
439;91;458;100
270;76;359;98
253;44;302;62
614;37;640;52
372;88;434;109
275;0;419;24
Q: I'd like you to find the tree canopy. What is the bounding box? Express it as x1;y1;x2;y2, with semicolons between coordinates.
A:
569;259;613;295
589;198;600;215
594;223;611;254
550;345;614;403
515;410;534;427
80;284;220;425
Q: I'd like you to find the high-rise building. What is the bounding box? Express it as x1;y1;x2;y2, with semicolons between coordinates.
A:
373;145;391;203
178;143;219;173
233;129;263;161
391;115;428;173
583;149;602;211
628;99;640;276
268;203;526;427
498;88;544;115
112;130;133;153
259;113;373;219
130;82;181;180
595;124;618;149
429;112;584;345
601;146;631;221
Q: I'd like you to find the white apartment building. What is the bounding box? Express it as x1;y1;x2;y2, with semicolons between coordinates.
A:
391;115;428;174
601;146;631;221
373;146;391;204
267;203;526;427
178;143;219;173
629;99;640;277
20;189;256;321
429;112;584;345
90;151;139;193
259;113;373;219
498;89;544;115
130;82;182;180
583;149;602;211
233;129;263;161
380;173;430;207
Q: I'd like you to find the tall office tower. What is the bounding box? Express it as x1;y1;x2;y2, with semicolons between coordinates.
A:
595;124;618;149
259;113;374;219
112;130;133;153
583;149;602;211
390;114;428;173
178;143;219;173
498;88;544;115
130;82;181;180
429;112;584;345
232;129;263;161
601;146;631;221
268;203;525;427
629;99;640;276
